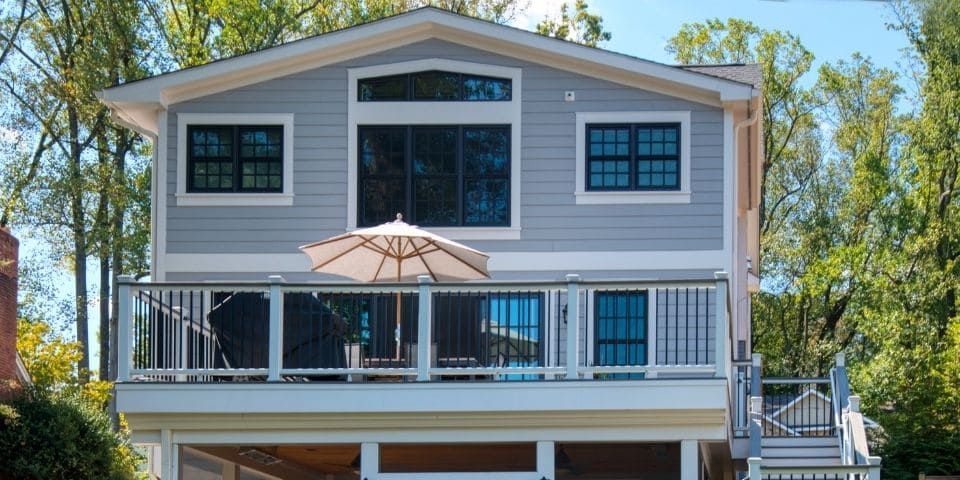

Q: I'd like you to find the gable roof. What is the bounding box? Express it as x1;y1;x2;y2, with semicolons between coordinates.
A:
100;7;758;136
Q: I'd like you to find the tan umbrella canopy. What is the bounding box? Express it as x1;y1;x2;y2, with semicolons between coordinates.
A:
299;213;490;283
300;214;491;360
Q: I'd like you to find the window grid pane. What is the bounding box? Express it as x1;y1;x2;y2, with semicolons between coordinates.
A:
359;127;407;225
188;126;234;192
238;126;282;192
358;75;407;101
463;75;512;101
587;126;630;189
635;125;680;190
464;127;510;225
412;71;461;100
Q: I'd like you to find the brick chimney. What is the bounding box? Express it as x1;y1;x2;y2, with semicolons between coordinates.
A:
0;226;20;394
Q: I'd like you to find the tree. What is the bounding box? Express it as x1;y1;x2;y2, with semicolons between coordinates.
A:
146;0;528;68
0;0;151;388
848;1;960;476
535;0;610;47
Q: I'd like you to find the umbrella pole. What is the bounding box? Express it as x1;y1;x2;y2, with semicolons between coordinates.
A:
395;252;402;361
395;291;401;361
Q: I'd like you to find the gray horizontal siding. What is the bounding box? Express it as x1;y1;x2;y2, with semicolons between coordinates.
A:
164;39;726;266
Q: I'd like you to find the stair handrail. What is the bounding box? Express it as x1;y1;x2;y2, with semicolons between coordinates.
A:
830;352;851;463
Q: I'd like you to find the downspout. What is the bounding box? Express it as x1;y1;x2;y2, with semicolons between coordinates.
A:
734;99;759;208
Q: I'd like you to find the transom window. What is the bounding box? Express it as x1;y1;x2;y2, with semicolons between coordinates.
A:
358;125;510;227
187;125;283;192
358;70;512;102
586;123;680;191
594;291;648;379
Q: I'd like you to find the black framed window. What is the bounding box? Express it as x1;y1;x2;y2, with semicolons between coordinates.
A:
594;291;647;379
586;123;680;191
358;71;512;102
187;125;283;192
358;125;510;227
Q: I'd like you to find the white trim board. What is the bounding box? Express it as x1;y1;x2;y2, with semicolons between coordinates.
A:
575;111;692;204
156;110;168;281
174;113;295;207
346;58;522;234
162;250;728;274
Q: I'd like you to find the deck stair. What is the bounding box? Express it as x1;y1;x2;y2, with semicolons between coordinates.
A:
746;353;881;480
760;436;842;467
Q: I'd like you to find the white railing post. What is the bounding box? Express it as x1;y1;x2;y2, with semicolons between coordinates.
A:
714;272;729;378
868;456;882;480
565;274;581;380
267;275;285;381
748;457;762;480
117;275;134;382
417;275;432;382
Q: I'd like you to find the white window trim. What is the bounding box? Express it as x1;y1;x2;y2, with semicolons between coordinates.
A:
347;59;522;240
175;113;295;206
575;111;692;204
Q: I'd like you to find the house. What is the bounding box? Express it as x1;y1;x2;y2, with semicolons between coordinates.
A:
100;8;876;480
1;227;31;397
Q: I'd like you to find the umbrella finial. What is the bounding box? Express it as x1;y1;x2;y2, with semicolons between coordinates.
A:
395;212;403;223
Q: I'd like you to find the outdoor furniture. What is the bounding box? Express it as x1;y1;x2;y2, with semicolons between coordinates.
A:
207;292;347;379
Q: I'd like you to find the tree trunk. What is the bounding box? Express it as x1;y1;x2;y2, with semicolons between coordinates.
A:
69;106;90;384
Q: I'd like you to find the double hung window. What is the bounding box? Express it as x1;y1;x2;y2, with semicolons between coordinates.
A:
358;125;510;227
187;125;283;192
586;123;680;191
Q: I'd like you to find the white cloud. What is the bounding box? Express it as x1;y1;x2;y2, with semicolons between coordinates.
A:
509;0;569;31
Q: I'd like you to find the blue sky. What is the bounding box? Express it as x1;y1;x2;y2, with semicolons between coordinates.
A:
516;0;911;85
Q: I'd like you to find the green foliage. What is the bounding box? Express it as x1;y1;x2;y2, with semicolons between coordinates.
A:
0;389;141;480
668;8;959;479
535;0;611;47
147;0;528;68
17;319;112;404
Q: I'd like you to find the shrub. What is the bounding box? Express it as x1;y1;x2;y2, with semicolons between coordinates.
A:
0;388;141;480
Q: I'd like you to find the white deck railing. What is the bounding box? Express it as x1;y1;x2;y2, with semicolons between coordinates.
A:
117;274;732;384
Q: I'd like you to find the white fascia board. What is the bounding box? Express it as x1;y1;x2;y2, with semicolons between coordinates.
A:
100;9;752;112
116;379;728;414
15;354;31;385
156;424;726;445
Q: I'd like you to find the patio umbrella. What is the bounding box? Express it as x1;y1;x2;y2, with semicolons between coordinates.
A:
299;213;491;359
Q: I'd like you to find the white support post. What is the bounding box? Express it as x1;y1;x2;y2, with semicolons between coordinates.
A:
565;274;581;380
747;457;761;480
868;456;882;480
160;429;179;480
714;272;729;378
536;441;555;480
361;443;379;480
267;275;285;382
680;440;699;480
417;275;433;382
117;275;134;382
